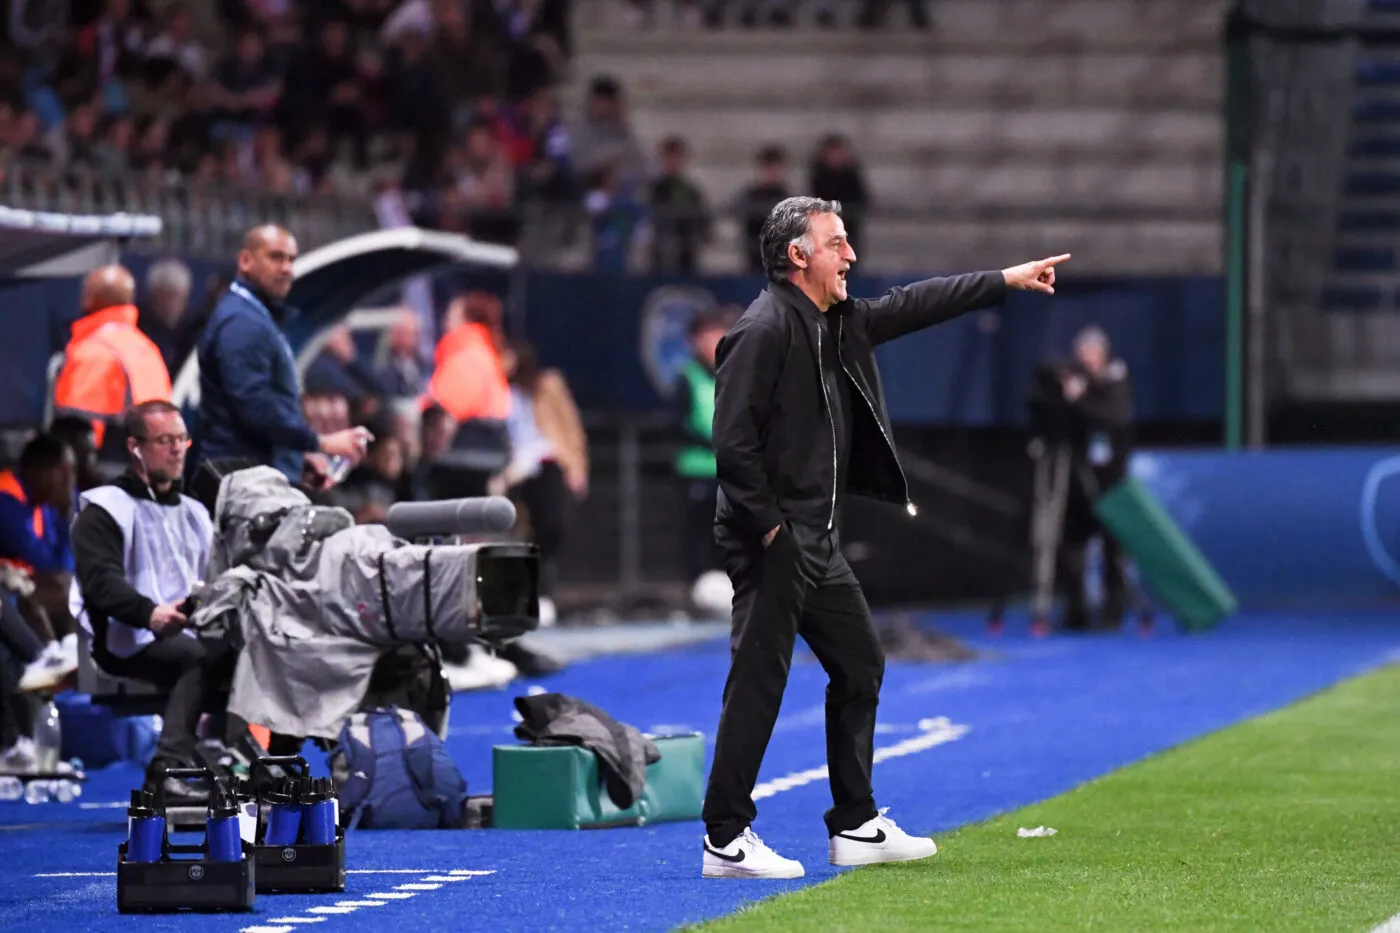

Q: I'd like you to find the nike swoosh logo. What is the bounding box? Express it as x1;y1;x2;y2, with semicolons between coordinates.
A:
836;829;887;844
704;845;746;863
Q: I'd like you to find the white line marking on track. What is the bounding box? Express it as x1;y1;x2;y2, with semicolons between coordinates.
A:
1370;912;1400;932
873;717;971;763
346;869;461;874
38;865;495;929
752;716;969;801
34;868;492;878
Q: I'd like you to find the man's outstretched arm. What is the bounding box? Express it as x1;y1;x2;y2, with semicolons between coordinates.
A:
859;254;1072;345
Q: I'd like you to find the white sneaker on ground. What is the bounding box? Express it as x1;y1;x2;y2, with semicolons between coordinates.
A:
702;827;805;879
829;808;938;866
19;642;77;692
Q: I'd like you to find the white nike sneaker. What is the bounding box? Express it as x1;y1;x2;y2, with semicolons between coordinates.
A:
702;827;805;879
829;808;938;866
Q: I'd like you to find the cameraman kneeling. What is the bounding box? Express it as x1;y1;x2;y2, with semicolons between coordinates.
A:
70;402;219;801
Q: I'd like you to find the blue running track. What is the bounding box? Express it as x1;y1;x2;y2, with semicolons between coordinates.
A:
2;610;1397;933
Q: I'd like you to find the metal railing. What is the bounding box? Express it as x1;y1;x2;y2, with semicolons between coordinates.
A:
1;153;1216;277
1;158;377;259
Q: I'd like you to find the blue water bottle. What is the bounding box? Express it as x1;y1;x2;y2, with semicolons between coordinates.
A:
263;778;303;846
126;789;165;863
301;778;337;846
206;791;243;863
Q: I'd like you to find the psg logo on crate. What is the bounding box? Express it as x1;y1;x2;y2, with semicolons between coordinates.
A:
640;286;719;399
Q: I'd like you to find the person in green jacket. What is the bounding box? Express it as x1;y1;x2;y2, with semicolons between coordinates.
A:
675;308;735;584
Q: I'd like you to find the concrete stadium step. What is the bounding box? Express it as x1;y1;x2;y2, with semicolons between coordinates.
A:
626;104;1222;164
858;215;1222;277
1320;282;1389;312
696;214;1221;277
575;0;1228;51
685;157;1222;214
684;139;1221;177
575;49;1222;110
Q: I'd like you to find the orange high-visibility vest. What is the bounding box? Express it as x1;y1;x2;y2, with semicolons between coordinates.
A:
422;322;511;422
52;304;173;446
0;469;43;574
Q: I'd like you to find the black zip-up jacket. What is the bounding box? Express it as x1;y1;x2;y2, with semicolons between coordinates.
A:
712;272;1007;538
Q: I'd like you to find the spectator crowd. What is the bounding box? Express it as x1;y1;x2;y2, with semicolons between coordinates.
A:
0;0;878;273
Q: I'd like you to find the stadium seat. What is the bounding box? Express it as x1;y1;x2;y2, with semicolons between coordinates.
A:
1352;98;1400;122
1332;246;1398;271
1356;60;1400;85
1344;171;1400;195
76;637;166;718
1348;135;1400;157
1337;211;1400;231
1320;285;1386;312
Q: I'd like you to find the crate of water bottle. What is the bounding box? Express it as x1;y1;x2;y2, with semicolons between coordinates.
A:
116;765;257;914
244;755;346;894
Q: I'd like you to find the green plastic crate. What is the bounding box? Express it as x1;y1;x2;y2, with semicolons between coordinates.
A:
491;734;705;830
1094;477;1238;632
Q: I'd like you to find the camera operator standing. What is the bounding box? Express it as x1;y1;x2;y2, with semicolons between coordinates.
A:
1057;326;1134;631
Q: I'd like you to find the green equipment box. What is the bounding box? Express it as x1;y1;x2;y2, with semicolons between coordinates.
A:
492;734;705;830
1094;477;1238;632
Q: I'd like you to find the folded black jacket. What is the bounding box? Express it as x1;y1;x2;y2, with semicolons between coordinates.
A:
513;692;660;810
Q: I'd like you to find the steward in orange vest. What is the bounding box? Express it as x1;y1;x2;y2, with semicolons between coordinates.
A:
422;319;512;422
53;265;173;450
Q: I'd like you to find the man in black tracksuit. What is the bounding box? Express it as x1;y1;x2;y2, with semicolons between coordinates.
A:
700;195;1069;879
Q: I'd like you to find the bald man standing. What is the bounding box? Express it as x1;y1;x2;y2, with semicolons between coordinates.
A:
193;225;369;487
53;265;173;452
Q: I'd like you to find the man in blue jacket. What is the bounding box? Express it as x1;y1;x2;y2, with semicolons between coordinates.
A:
193;225;370;485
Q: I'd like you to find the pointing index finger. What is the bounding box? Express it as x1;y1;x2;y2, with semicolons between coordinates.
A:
1040;253;1072;267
